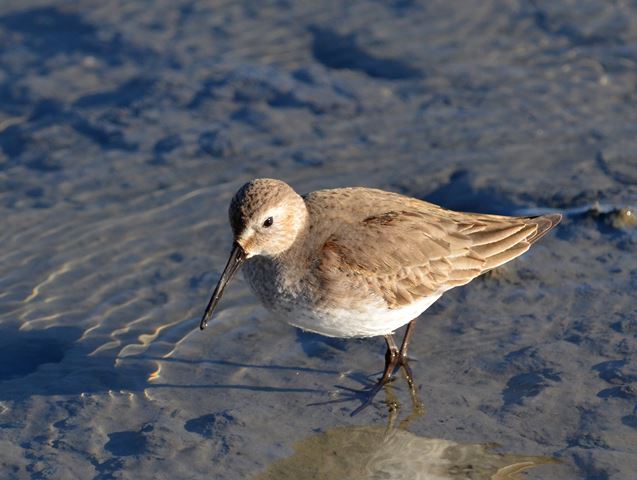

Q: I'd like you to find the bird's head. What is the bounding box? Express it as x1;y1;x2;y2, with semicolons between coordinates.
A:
199;178;307;330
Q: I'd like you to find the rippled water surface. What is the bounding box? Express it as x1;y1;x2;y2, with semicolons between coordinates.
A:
1;1;636;478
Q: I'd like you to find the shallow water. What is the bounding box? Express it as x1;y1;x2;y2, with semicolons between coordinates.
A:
1;1;636;478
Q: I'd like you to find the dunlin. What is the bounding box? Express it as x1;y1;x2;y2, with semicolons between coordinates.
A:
200;178;561;411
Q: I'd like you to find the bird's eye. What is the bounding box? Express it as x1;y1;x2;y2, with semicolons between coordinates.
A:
263;217;273;228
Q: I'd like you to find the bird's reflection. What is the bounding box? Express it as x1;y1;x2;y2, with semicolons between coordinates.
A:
256;386;557;480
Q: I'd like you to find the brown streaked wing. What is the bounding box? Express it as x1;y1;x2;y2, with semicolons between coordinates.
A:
317;206;560;309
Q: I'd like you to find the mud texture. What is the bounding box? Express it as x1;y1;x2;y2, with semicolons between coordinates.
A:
1;1;636;479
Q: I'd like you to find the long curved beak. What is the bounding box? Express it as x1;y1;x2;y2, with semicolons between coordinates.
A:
200;242;246;330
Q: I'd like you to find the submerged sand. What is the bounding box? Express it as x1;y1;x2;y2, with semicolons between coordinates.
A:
1;1;636;478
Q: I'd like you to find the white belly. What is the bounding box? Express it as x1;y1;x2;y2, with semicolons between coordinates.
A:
274;294;442;338
243;257;442;338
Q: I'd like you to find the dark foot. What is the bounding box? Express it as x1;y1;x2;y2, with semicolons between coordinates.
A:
307;369;421;417
349;376;394;416
305;376;392;413
310;331;421;416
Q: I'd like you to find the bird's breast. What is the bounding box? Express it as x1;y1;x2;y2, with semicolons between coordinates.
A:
242;256;307;311
241;257;442;338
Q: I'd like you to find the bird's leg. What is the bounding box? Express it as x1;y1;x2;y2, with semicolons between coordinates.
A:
398;319;417;366
397;319;422;411
379;334;400;385
350;334;400;416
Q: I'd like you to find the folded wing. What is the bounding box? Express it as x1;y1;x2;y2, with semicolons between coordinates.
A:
318;207;561;309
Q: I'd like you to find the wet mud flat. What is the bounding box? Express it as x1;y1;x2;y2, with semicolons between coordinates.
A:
1;0;636;479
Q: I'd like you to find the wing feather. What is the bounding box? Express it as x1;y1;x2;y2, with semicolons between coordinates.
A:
471;224;536;258
312;190;561;309
483;243;531;269
469;224;527;246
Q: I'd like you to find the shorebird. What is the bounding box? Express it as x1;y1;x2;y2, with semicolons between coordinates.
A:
200;178;561;411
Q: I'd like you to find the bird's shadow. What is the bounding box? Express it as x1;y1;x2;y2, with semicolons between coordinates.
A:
306;366;425;417
148;331;422;413
138;355;337;395
0;320;418;415
0;323;337;401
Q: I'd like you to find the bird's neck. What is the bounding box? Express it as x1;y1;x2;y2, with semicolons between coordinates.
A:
272;208;314;273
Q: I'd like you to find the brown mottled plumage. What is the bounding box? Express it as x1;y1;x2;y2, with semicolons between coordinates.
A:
307;189;558;309
199;178;561;412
